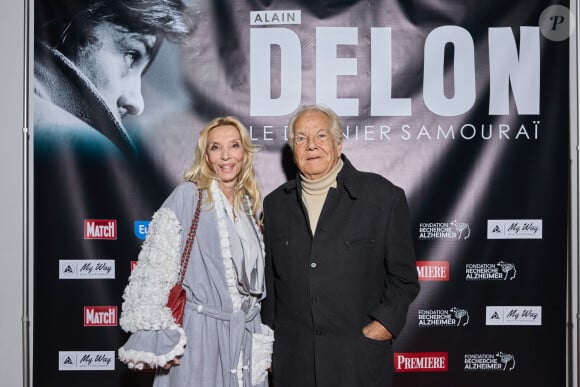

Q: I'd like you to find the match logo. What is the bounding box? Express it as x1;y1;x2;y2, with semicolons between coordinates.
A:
84;219;117;240
84;306;118;327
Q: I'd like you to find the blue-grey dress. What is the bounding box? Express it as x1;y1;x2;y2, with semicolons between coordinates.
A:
119;182;273;387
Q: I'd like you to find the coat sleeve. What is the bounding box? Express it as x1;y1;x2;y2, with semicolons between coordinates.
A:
369;187;420;338
118;207;187;369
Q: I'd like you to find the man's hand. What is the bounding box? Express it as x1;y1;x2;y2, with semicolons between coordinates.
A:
362;320;393;341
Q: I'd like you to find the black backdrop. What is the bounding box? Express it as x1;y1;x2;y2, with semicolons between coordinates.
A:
33;1;570;386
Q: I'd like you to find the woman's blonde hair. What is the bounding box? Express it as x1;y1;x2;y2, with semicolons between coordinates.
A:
184;116;262;221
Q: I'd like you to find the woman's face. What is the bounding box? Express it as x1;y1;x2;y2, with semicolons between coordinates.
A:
205;124;246;188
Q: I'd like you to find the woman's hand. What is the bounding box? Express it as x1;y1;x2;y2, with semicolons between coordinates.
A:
163;357;181;370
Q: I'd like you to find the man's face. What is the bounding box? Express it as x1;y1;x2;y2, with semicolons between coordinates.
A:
74;21;157;122
292;110;342;180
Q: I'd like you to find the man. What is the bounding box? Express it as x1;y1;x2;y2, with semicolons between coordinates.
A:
261;105;420;387
34;0;191;158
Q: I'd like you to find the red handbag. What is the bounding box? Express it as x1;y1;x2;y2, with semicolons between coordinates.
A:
167;188;202;325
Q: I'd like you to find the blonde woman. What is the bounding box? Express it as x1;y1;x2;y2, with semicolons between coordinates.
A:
119;117;273;386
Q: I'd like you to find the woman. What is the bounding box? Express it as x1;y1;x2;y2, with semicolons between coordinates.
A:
119;117;273;387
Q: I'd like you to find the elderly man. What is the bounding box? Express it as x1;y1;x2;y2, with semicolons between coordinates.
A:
34;0;191;158
261;105;420;387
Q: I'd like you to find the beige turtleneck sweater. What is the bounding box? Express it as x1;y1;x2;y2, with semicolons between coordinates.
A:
300;158;344;235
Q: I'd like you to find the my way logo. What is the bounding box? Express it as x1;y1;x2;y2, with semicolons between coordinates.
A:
465;352;516;372
418;221;471;240
59;260;115;279
417;261;449;281
84;219;117;240
487;219;542;239
59;351;115;371
84;306;118;327
418;307;470;327
465;261;517;281
394;352;448;372
486;306;542;326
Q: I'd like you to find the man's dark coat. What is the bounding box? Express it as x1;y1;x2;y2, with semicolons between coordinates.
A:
261;155;420;387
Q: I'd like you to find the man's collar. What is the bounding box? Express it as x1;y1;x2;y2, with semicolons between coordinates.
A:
283;154;359;199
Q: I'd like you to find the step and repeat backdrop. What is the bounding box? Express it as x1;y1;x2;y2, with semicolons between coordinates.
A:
33;0;570;386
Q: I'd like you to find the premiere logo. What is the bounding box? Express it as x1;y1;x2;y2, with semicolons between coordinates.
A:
464;352;516;371
59;260;115;279
418;221;471;240
59;351;115;371
418;307;470;327
465;261;517;281
84;306;118;327
84;219;117;240
395;352;448;372
486;306;541;326
417;261;449;281
487;219;542;239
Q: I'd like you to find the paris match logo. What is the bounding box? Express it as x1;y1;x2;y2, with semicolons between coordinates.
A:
84;306;118;327
84;219;117;240
395;352;448;372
